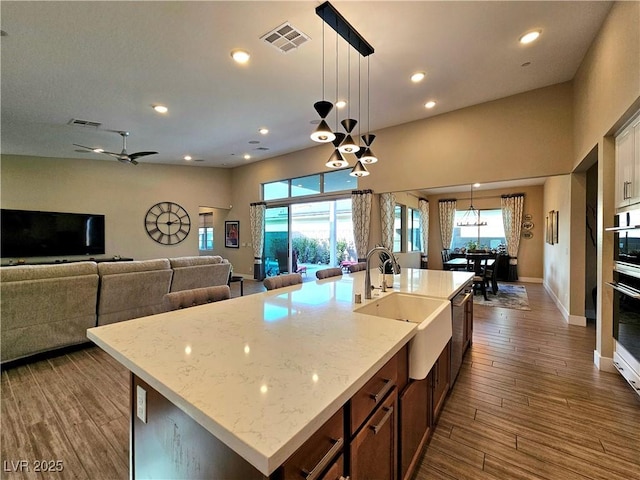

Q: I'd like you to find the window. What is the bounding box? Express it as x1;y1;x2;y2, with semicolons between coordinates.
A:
263;180;289;201
450;209;506;250
324;169;356;193
291;174;320;197
262;169;356;201
198;212;214;250
408;208;422;252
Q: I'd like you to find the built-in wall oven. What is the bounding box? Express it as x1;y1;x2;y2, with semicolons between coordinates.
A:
606;209;640;396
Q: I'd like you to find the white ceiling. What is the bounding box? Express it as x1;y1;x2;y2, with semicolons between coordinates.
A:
1;1;612;168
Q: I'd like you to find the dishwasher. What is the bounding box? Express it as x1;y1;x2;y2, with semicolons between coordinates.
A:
450;282;473;385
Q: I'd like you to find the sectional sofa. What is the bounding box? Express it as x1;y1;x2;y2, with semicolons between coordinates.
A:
0;255;231;364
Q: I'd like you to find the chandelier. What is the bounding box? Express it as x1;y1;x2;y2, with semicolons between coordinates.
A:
457;184;487;227
311;1;376;177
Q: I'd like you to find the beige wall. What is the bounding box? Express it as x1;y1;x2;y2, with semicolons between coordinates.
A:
570;1;639;367
228;83;573;275
543;176;571;311
573;1;640;163
426;185;544;280
1;155;232;262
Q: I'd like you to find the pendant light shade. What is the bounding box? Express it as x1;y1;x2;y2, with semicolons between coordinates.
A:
360;147;378;164
341;118;357;133
361;133;376;146
314;100;334;119
339;134;360;153
325;149;349;169
332;132;346;147
350;160;369;177
310;119;336;143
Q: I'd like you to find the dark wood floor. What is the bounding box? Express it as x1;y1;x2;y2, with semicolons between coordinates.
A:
1;283;639;479
414;284;640;480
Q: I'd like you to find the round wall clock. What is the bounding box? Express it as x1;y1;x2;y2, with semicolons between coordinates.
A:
145;202;191;245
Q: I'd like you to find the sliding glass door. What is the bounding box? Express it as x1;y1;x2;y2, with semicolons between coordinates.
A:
263;199;355;278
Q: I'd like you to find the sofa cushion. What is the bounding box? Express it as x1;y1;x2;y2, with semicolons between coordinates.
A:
168;256;231;292
97;260;173;326
0;261;99;363
169;255;225;268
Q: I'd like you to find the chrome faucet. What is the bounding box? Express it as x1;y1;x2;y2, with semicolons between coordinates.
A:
364;246;400;299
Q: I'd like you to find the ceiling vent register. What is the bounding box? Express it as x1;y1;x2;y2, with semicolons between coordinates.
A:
260;22;310;53
68;118;102;128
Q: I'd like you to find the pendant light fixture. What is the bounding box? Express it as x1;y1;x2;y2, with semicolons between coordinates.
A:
350;159;369;177
315;1;375;173
339;46;360;154
456;184;487;227
360;57;378;164
310;21;336;143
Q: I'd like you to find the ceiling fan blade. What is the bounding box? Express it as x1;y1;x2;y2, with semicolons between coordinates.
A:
129;151;158;161
129;159;139;166
73;143;95;150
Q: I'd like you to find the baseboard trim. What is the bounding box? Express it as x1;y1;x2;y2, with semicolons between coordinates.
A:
594;350;616;373
543;281;570;321
518;277;543;283
568;314;587;326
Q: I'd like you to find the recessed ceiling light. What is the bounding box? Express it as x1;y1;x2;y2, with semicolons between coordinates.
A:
411;72;426;83
243;154;251;160
473;183;481;188
231;49;250;64
424;100;437;109
184;155;192;161
152;105;168;114
519;30;541;44
259;128;269;135
336;100;347;109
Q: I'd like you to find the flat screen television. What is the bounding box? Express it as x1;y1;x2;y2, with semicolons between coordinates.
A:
1;209;105;258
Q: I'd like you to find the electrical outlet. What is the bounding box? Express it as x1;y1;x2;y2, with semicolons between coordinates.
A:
136;385;147;423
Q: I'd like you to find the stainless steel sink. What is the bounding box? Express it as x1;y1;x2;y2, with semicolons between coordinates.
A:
354;293;452;380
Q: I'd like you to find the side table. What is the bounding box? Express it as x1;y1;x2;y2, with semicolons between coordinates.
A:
229;275;244;296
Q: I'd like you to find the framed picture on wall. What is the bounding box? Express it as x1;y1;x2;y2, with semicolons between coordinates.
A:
552;210;559;244
225;221;239;248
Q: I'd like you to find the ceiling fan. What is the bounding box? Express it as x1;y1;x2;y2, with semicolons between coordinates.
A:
74;131;158;165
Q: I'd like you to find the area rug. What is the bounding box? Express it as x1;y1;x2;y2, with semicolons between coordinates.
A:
473;283;531;311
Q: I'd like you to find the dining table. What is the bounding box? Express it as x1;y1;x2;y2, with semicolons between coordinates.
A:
443;257;496;270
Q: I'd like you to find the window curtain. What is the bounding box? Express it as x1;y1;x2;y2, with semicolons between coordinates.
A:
249;202;266;279
380;193;396;251
418;198;429;257
351;189;373;261
501;193;524;281
438;199;457;250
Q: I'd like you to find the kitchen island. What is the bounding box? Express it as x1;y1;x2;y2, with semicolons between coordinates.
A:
87;268;472;479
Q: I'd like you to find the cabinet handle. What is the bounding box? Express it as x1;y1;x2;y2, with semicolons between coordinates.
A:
370;378;393;404
613;361;624;372
301;437;344;480
370;406;394;435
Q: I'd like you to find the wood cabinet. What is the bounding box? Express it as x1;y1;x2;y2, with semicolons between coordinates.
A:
350;389;398;480
431;341;451;423
615;112;640;209
399;377;431;480
279;409;344;480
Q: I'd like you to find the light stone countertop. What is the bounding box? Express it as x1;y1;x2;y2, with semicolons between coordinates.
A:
87;268;472;476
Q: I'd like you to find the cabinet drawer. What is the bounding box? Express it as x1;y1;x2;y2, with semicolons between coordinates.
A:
350;389;397;480
280;408;344;480
350;354;398;435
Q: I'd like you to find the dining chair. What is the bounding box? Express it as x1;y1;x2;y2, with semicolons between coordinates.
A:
441;249;451;263
470;256;489;300
483;253;501;295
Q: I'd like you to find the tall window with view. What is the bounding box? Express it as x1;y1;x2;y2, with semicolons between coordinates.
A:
451;209;506;251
